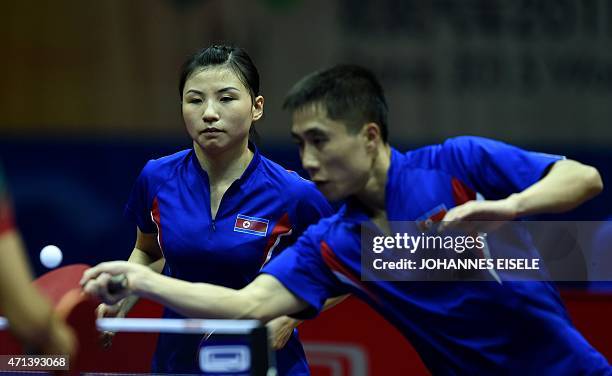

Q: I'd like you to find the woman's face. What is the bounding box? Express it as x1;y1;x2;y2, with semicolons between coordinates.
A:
182;66;263;154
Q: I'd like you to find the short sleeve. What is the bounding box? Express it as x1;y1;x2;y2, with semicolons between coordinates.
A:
261;222;347;319
438;136;564;200
124;161;158;234
288;179;334;238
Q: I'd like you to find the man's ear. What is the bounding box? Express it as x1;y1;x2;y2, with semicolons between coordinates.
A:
362;122;383;151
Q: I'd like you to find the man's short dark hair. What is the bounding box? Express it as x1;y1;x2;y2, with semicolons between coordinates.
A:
283;65;389;142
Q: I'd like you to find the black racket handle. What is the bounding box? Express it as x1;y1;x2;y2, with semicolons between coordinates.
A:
108;274;127;295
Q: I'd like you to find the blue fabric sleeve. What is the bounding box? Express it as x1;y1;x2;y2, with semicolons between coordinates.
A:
265;175;333;262
288;179;334;237
124;160;157;234
437;136;564;200
262;223;346;320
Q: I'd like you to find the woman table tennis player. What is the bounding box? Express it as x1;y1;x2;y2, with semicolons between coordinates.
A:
96;45;334;375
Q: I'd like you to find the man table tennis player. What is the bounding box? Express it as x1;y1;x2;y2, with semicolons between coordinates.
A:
0;165;75;355
82;65;611;374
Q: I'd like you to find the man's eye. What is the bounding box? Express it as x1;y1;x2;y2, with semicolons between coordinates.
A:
187;98;202;104
220;97;235;102
312;138;327;147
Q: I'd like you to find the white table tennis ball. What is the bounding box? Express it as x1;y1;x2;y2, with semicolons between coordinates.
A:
40;245;63;269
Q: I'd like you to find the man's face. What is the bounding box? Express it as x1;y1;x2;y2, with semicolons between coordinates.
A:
291;105;372;202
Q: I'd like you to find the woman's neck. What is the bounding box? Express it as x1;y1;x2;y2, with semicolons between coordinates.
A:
193;140;254;186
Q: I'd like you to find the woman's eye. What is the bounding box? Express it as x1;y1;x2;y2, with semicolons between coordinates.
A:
187;98;202;104
220;97;235;102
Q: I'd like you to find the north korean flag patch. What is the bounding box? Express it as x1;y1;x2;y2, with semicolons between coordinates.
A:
416;204;448;231
234;214;269;237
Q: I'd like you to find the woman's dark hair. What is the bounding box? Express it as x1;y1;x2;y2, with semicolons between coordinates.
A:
179;45;261;143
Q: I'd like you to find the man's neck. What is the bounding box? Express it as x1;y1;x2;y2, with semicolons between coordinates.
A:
355;144;392;217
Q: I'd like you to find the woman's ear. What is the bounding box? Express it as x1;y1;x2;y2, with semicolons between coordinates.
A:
252;95;264;121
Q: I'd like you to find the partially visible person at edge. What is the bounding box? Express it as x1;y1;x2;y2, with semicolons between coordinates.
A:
0;164;76;356
94;45;340;375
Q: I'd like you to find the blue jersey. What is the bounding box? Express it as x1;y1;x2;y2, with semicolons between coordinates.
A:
126;145;333;375
263;137;611;375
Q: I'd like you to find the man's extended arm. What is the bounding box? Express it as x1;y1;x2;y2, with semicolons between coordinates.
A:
81;261;308;323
